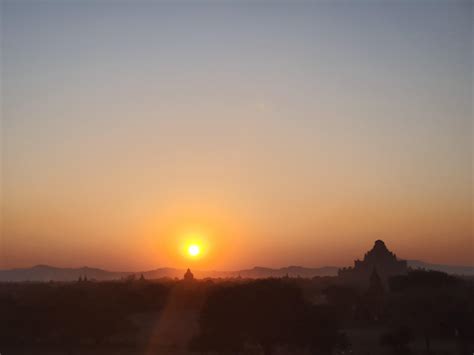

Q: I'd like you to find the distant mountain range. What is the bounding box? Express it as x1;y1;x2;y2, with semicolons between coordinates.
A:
406;260;474;276
0;265;340;282
0;261;472;282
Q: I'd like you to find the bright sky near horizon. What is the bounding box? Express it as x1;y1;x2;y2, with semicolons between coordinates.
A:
1;0;472;271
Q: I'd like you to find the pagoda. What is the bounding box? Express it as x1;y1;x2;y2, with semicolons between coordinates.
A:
338;240;407;286
183;268;194;282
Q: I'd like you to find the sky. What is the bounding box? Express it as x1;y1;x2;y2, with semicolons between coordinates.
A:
1;0;472;271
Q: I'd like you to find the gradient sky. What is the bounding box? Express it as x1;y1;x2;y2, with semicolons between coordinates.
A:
1;0;472;271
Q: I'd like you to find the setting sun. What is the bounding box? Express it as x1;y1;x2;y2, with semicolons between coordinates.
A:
188;244;200;257
177;228;211;263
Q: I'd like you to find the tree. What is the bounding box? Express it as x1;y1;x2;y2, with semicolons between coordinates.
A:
387;270;472;355
190;279;346;355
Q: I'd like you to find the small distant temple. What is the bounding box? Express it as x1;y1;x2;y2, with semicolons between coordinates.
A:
338;240;407;286
184;268;194;282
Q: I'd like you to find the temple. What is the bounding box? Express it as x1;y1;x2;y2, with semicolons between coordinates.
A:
338;240;407;286
183;268;194;282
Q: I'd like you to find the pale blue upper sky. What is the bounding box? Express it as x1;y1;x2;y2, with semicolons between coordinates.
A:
1;0;472;270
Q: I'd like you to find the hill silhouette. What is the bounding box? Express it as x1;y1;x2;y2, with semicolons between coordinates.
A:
1;261;472;282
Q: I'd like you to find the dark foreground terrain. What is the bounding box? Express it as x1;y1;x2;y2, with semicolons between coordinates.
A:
1;270;473;355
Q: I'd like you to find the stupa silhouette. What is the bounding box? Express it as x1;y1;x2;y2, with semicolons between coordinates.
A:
183;268;194;282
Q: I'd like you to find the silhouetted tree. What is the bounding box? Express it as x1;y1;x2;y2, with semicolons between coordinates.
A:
190;279;346;355
387;270;473;355
324;285;359;323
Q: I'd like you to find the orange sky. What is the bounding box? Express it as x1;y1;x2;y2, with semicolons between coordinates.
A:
1;1;472;270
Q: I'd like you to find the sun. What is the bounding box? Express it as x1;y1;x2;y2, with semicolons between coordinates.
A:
179;230;208;260
188;244;200;257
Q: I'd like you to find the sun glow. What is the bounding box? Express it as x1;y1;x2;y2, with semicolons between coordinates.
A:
188;244;200;257
180;230;208;261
